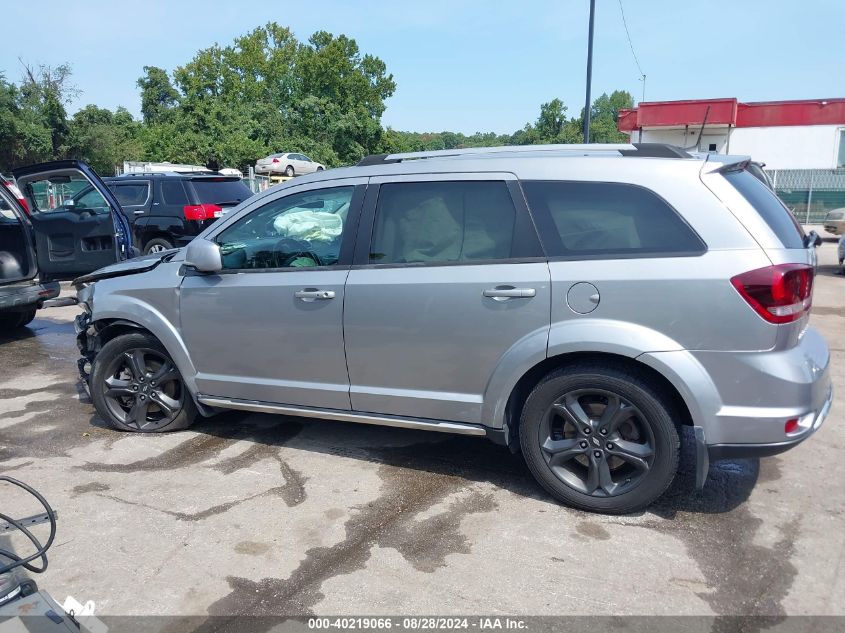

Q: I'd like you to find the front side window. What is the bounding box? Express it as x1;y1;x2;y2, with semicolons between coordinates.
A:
369;181;518;264
74;187;109;211
18;172;109;215
110;183;150;206
215;186;354;270
522;181;705;258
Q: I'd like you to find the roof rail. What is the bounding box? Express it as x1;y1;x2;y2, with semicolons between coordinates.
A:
356;143;690;166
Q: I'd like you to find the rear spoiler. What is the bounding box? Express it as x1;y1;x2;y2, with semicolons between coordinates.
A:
701;154;752;175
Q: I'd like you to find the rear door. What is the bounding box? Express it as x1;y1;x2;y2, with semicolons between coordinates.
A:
13;160;131;280
343;173;550;425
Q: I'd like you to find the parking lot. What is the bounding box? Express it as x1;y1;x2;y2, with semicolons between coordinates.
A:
0;243;843;621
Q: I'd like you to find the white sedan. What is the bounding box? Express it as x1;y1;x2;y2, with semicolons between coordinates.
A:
255;153;325;177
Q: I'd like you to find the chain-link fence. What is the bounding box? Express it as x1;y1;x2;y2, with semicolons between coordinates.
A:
767;168;845;224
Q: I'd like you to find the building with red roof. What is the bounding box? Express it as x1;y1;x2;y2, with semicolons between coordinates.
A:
617;98;845;170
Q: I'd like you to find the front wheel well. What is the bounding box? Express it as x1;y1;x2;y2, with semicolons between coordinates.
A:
502;352;693;450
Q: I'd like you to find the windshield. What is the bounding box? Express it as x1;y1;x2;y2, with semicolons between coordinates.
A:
189;179;252;205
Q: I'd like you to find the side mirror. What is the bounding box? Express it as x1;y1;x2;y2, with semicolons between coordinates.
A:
184;238;222;272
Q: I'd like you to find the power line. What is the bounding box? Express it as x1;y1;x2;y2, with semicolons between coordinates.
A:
617;0;645;81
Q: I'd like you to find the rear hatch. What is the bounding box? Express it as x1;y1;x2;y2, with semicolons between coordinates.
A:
184;176;252;222
701;157;816;348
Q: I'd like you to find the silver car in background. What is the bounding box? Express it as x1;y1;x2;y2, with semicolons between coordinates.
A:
824;208;845;235
255;152;325;177
73;143;833;514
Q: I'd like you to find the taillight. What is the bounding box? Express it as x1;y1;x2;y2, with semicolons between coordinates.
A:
183;203;223;220
272;158;280;163
730;264;814;324
3;181;29;213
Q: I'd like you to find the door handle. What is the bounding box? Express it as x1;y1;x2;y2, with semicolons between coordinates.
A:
133;209;145;215
483;286;536;300
295;289;335;301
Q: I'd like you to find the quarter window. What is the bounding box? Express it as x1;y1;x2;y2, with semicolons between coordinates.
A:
160;181;189;205
215;186;354;270
369;181;518;264
522;181;705;257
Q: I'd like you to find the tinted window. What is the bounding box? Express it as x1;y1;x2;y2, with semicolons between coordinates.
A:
724;170;804;249
216;186;354;270
370;181;518;264
522;181;705;257
189;179;252;205
110;183;149;206
160;181;189;205
74;187;109;211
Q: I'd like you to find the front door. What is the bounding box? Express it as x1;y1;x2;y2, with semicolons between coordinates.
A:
12;160;131;280
344;174;551;425
178;179;366;408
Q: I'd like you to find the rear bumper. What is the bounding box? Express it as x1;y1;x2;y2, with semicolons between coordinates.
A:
688;326;832;446
707;384;833;461
0;281;59;312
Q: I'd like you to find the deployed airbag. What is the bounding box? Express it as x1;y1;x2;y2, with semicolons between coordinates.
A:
273;210;342;243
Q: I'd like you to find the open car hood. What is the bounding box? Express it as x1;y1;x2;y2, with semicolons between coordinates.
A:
72;249;178;287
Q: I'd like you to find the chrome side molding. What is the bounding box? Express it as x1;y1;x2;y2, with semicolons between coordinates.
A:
197;396;488;436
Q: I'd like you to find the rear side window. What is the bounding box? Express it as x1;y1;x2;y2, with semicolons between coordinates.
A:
522;181;705;258
160;181;189;205
369;181;519;264
189;179;252;205
723;170;804;249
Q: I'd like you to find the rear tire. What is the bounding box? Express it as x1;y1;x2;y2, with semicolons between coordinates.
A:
0;312;25;329
0;309;36;330
519;362;680;514
91;332;196;432
17;309;36;327
285;165;295;177
144;237;174;255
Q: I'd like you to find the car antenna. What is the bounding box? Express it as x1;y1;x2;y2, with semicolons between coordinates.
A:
683;105;711;150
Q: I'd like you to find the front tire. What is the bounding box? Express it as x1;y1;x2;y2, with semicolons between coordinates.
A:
91;332;196;432
519;362;680;514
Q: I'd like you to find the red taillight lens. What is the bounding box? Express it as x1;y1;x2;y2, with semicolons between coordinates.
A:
3;182;29;213
731;264;814;324
183;203;223;221
784;418;800;434
272;158;280;163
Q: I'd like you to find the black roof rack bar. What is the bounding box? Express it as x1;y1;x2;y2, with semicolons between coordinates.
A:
356;142;691;166
620;143;692;158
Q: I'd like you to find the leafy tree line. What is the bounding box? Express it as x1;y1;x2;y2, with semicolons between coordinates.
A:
0;23;633;176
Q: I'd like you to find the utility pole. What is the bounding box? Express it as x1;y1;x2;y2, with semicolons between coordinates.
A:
583;0;596;143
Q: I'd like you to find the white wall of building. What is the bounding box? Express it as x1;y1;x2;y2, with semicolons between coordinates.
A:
631;124;844;170
728;125;842;169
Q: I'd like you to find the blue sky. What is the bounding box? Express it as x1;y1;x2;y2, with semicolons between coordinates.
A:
2;0;843;134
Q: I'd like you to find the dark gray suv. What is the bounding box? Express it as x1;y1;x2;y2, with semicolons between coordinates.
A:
73;144;833;514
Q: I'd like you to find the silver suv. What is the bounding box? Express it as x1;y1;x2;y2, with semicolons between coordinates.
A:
74;143;833;514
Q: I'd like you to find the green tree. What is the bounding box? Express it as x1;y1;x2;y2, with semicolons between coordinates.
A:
67;105;143;175
137;66;179;123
